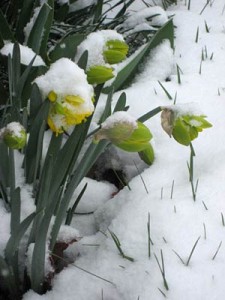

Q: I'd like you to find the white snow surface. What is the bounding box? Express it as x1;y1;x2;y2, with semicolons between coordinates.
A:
0;0;224;299
0;42;45;66
69;0;97;12
121;6;168;30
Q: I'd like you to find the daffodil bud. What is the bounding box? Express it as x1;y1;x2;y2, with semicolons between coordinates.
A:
138;143;155;165
86;65;114;84
161;107;212;146
114;122;153;152
1;122;27;149
103;40;129;64
94;111;137;144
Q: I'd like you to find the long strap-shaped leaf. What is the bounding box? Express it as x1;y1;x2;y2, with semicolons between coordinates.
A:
0;255;19;298
50;140;109;250
25;98;49;183
105;19;174;92
5;213;36;264
26;2;53;57
0;9;15;46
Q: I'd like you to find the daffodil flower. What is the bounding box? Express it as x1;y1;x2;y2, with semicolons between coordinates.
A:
161;106;212;146
94;111;153;152
34;58;95;135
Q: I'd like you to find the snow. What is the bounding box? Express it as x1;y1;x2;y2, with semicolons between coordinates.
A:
121;6;168;30
0;42;45;66
70;177;117;214
2;0;225;299
69;0;97;13
2;122;24;138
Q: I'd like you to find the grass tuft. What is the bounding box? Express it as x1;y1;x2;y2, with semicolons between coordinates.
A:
173;236;201;266
158;81;173;100
154;250;169;291
108;229;134;262
212;241;222;260
195;27;199;43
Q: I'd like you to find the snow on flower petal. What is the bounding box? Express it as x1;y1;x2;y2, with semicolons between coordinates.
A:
34;58;94;134
94;111;138;143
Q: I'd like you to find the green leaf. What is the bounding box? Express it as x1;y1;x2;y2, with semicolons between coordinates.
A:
26;2;52;56
0;255;18;298
113;92;126;113
0;143;10;187
16;0;36;43
5;213;36;263
93;0;103;23
138;106;162;123
25;99;49;183
29;83;43;122
98;87;113;124
0;9;15;45
77;49;88;70
12;43;21;108
65;183;88;225
10;187;21;235
105;19;174;92
50;140;109;250
40;0;54;60
49;34;86;62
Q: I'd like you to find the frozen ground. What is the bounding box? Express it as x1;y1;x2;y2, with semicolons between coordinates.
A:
12;0;225;299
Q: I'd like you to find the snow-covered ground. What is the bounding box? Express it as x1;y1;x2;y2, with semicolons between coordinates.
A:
5;0;225;299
